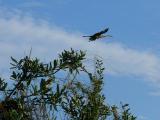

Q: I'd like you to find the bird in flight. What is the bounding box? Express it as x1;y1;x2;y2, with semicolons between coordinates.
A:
83;28;112;41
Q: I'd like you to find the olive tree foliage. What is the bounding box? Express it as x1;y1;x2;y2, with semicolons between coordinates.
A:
0;48;136;120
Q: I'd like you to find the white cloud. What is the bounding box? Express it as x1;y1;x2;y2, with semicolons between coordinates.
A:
0;11;160;89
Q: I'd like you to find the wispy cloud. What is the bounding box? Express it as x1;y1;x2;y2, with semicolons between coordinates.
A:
18;1;46;8
0;9;160;91
13;0;73;8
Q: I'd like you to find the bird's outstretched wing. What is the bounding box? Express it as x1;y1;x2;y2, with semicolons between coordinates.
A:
83;28;109;37
96;28;109;35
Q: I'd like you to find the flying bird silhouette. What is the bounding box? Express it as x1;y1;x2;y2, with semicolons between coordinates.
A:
83;28;112;41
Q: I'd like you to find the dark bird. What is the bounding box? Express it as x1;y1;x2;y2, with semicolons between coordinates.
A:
83;28;112;41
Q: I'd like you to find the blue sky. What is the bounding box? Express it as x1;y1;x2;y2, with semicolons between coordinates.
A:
0;0;160;119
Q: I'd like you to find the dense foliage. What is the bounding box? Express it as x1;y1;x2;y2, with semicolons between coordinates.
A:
0;48;136;120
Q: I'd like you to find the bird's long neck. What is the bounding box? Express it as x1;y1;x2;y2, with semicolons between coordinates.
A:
83;36;91;37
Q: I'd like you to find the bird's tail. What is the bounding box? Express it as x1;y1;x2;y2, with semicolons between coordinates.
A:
106;35;112;37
